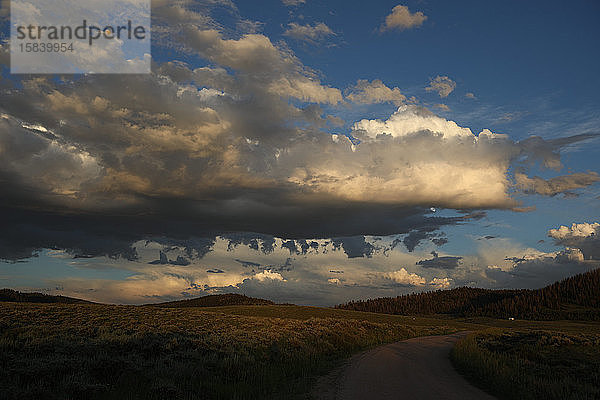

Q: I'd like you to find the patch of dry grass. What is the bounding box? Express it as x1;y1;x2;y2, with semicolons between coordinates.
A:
451;329;600;400
0;303;458;399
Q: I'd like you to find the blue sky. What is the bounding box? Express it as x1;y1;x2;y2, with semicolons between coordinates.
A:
0;0;599;305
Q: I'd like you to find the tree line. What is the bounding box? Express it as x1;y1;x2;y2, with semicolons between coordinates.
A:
336;268;600;320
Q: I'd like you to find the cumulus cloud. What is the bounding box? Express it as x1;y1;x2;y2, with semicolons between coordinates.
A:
429;277;452;290
386;268;427;286
426;76;456;98
1;0;598;305
385;268;452;290
465;92;476;99
346;79;406;106
380;5;427;32
548;222;600;260
485;247;597;289
283;22;335;44
515;172;600;196
344;106;518;209
252;270;286;282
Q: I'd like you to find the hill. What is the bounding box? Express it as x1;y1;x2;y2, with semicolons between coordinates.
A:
337;268;600;320
152;293;275;308
0;288;94;304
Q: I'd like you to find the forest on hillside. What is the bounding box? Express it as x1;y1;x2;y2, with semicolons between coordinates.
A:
337;268;600;320
152;293;275;308
0;289;92;304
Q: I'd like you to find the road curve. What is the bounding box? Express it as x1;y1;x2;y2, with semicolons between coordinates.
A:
313;332;496;400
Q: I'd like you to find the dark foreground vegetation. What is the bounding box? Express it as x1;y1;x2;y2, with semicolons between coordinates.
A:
0;302;457;400
451;329;600;400
337;268;600;320
2;269;600;399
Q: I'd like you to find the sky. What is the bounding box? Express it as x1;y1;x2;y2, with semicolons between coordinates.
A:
0;0;599;305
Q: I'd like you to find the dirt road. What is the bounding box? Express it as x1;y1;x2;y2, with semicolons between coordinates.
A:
313;332;496;400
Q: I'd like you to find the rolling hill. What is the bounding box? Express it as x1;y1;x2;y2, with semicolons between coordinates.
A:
0;288;94;304
152;293;275;308
337;268;600;320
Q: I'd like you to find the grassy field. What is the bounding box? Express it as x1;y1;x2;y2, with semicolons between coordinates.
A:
2;301;599;399
451;327;600;400
0;302;465;400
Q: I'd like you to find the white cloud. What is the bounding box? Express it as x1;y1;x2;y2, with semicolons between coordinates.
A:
465;92;477;99
380;5;427;32
282;0;305;6
548;222;600;260
283;22;335;44
426;76;456;98
386;268;426;286
353;105;470;139
429;277;452;289
252;270;286;282
548;222;600;240
346;79;406;106
283;105;521;209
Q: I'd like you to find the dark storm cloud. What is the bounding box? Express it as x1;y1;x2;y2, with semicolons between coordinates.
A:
417;252;463;269
486;251;599;290
481;235;496;240
148;251;191;266
235;259;261;268
1;0;598;266
331;237;376;259
0;202;483;263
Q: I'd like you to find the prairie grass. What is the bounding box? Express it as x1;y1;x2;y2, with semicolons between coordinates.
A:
0;302;458;400
451;329;600;400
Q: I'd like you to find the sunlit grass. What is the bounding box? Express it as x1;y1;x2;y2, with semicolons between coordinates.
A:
0;302;460;400
451;329;600;400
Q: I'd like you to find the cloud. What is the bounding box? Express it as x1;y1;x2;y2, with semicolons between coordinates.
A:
417;252;463;269
434;104;450;111
548;222;600;260
425;76;456;98
517;133;600;171
485;248;597;290
0;0;597;276
465;92;476;99
207;269;225;274
514;172;600;196
7;225;596;305
346;79;406;106
283;22;335;44
380;5;427;32
429;277;452;289
386;268;427;286
251;270;285;282
282;0;305;6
